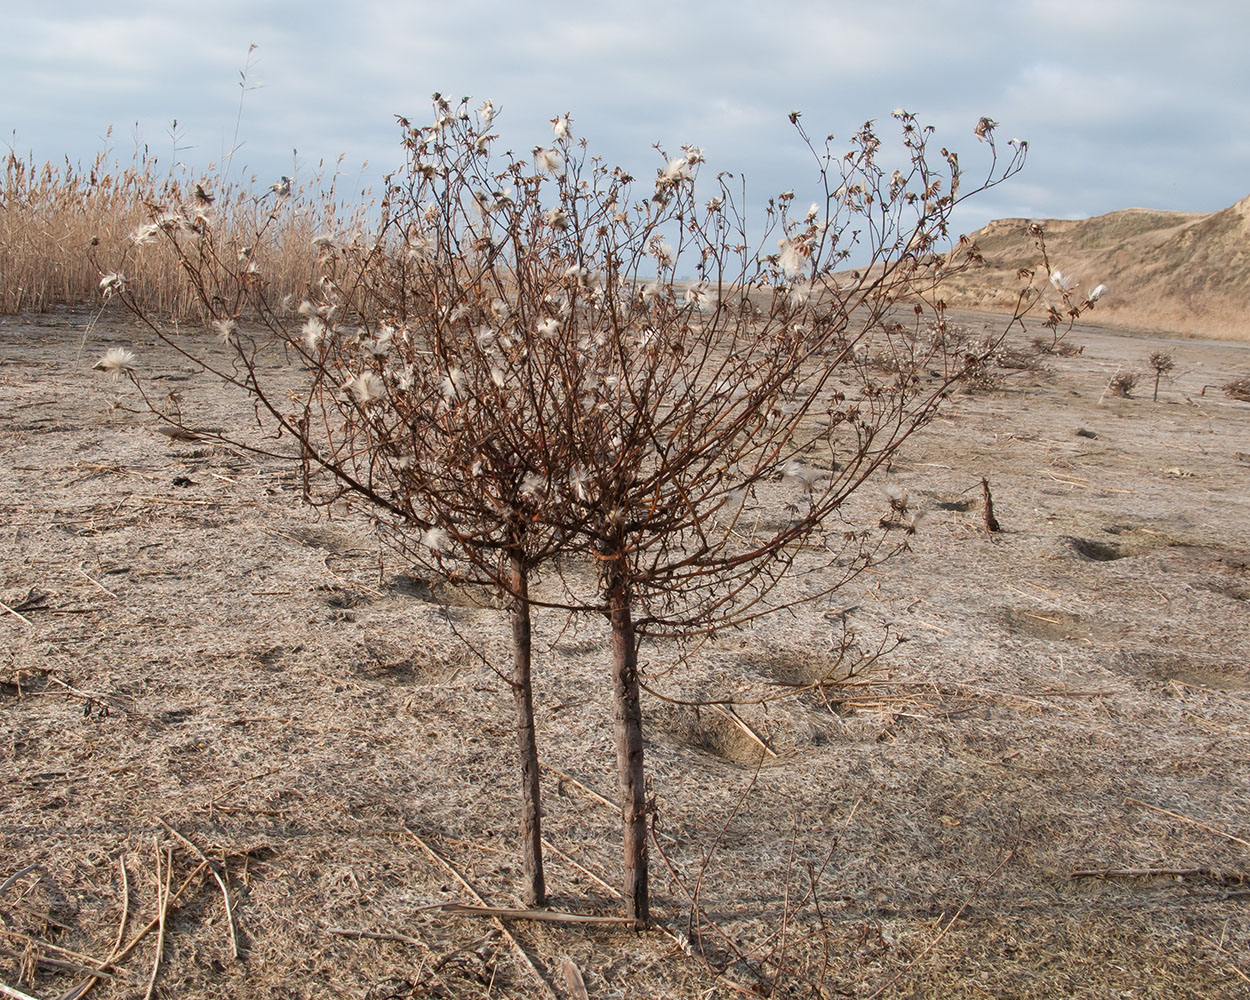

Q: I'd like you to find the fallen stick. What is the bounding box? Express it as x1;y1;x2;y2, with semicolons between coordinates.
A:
540;838;617;896
74;567;118;599
863;846;1015;1000
711;704;778;759
441;904;639;926
0;934;120;973
58;861;207;1000
0;981;43;1000
1124;797;1250;849
0;950;119;981
404;828;557;999
0;599;33;626
327;927;426;948
1071;866;1242;880
143;842;173;1000
156;817;239;959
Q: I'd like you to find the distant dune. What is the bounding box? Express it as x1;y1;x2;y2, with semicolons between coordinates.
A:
940;194;1250;341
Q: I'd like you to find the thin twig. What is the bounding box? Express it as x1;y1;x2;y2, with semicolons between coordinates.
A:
1071;866;1243;881
156;817;239;959
0;948;119;981
0;980;44;1000
863;845;1015;1000
710;703;778;758
143;842;173;1000
0;599;34;627
74;567;118;599
327;927;426;947
441;904;638;926
540;838;616;895
1124;797;1250;849
58;862;205;1000
403;827;557;999
0;934;118;973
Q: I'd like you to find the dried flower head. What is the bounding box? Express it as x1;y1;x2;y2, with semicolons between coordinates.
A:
782;459;822;493
1050;269;1077;293
778;238;808;278
99;273;126;300
343;371;385;405
422;526;450;553
93;347;136;376
534;147;563;175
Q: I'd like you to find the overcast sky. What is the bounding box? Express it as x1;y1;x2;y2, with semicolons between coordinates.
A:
5;0;1247;239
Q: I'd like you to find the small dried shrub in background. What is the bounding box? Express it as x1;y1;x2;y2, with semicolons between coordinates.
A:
1225;376;1250;402
1147;350;1175;401
1107;370;1140;398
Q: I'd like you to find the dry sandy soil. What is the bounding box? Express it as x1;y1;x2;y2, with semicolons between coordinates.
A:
2;307;1249;999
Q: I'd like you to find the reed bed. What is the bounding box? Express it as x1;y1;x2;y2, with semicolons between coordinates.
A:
1;146;374;319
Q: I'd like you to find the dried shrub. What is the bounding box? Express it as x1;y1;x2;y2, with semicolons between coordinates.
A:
1107;370;1140;398
95;97;1082;925
1030;335;1084;357
1147;350;1175;401
1224;376;1250;402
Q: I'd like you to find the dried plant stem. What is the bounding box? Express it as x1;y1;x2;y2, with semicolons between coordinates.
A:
0;980;43;1000
441;904;638;926
0;599;34;627
143;841;173;1000
540;838;616;896
710;704;778;758
327;927;426;948
74;566;118;599
55;858;131;1000
156;817;239;959
864;846;1015;1000
58;857;206;1000
1124;797;1250;848
403;828;556;1000
0;951;119;982
0;935;116;973
1071;866;1245;881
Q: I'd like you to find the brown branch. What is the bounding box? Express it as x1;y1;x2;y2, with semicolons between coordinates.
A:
403;827;557;999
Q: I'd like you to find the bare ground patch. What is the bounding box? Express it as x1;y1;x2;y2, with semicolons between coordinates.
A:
2;308;1249;998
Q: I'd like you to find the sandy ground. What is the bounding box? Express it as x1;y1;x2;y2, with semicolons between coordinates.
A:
2;307;1249;999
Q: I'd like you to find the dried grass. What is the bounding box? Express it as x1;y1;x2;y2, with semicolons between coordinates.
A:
937;197;1250;342
1;148;371;318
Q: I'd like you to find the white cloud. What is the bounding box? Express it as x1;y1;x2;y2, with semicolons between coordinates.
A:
2;0;1247;236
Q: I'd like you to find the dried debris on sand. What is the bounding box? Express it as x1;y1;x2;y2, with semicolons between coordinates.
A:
2;309;1249;999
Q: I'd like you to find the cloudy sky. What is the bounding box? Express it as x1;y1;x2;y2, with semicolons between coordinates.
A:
5;0;1247;238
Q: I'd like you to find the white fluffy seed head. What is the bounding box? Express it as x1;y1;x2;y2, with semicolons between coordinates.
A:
93;347;136;376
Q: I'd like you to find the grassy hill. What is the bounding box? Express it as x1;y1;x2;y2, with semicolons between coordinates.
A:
942;194;1250;340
